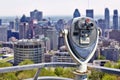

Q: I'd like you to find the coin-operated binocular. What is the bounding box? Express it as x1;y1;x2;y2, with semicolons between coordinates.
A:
63;17;101;80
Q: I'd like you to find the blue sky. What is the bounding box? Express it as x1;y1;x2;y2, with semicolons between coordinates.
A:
0;0;120;16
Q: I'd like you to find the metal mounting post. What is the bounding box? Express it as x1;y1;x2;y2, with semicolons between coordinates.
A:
74;63;88;80
33;68;41;80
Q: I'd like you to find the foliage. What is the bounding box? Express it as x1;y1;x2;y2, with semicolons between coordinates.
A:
0;62;12;67
89;69;104;80
54;67;64;76
98;55;106;60
62;67;75;78
18;59;34;65
17;70;36;80
113;60;120;69
16;59;35;79
0;44;2;48
40;68;56;76
102;74;117;80
0;62;17;80
104;61;112;68
40;67;75;78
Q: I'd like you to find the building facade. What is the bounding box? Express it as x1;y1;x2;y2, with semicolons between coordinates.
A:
14;39;44;65
30;9;43;21
46;27;58;50
86;9;94;18
104;8;110;29
113;10;119;30
19;15;29;39
0;26;7;42
73;8;81;18
51;52;74;63
101;47;119;62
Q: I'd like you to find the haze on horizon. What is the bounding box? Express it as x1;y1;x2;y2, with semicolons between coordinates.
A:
0;0;120;16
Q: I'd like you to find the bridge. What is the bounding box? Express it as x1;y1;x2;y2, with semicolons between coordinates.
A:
0;62;120;80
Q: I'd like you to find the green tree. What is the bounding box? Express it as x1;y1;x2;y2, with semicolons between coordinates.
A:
89;69;104;80
0;62;12;67
40;68;56;76
62;67;75;78
98;55;106;60
114;60;120;69
54;67;64;76
104;61;112;68
0;44;2;48
0;62;18;80
17;59;36;79
17;70;36;80
102;74;117;80
19;59;34;65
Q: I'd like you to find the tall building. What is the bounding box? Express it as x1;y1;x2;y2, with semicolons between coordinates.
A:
0;26;7;42
58;33;65;49
19;15;29;39
14;39;44;65
108;30;120;42
46;27;58;50
104;8;110;29
7;30;19;41
97;19;106;36
113;10;119;30
42;37;51;52
15;17;20;31
0;19;2;26
86;9;94;18
73;9;81;18
30;9;43;21
9;21;14;30
55;19;66;32
26;21;34;39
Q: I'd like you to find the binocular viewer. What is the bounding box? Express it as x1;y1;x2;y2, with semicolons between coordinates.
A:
63;17;100;67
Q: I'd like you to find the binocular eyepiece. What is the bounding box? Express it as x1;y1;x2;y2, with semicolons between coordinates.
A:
70;17;98;47
63;17;100;64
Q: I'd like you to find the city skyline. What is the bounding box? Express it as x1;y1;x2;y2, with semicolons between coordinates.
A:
0;0;120;16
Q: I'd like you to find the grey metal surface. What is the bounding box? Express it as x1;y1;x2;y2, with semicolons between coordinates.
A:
0;62;120;76
88;64;120;75
25;76;73;80
33;68;41;80
0;62;77;73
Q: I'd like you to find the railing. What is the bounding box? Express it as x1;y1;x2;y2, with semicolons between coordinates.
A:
0;62;77;80
0;62;120;80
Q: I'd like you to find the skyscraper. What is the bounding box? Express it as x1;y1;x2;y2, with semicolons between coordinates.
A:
46;27;58;50
86;9;94;18
30;9;43;21
19;15;29;39
0;19;2;26
15;17;20;31
104;8;110;29
55;19;65;32
9;21;14;30
113;10;119;30
73;9;81;18
0;26;7;42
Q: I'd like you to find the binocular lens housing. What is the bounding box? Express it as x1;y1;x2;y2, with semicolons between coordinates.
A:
70;17;97;47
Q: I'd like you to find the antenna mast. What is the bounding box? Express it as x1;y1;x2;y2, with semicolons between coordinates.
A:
88;0;90;9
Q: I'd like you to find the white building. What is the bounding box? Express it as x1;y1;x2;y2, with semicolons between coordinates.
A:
46;27;58;50
51;51;74;63
14;39;44;65
0;26;7;42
